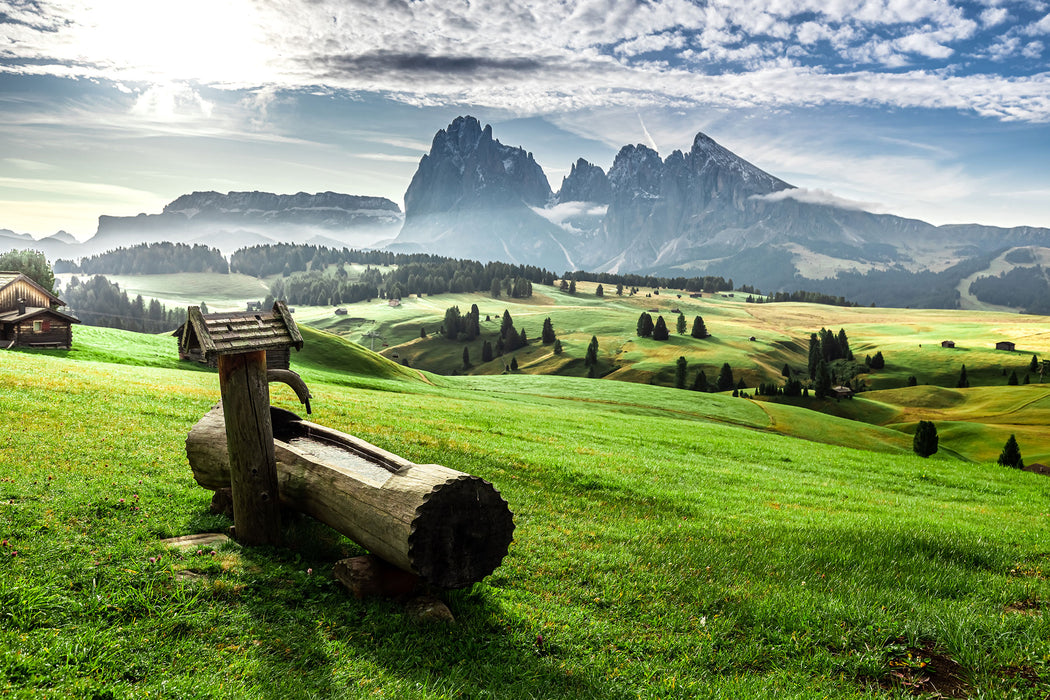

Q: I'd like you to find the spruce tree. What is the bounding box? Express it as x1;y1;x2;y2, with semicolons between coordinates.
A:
998;434;1024;469
482;340;493;362
541;317;556;345
553;339;563;355
691;316;708;339
1030;355;1039;373
693;369;708;392
462;346;471;368
717;363;734;391
569;279;576;294
676;314;686;335
652;316;669;340
782;363;791;378
490;278;501;298
675;356;687;389
957;364;970;388
815;359;832;398
510;356;519;371
420;327;427;338
637;312;654;337
584;335;599;375
808;333;821;378
1008;370;1019;385
519;327;528;346
913;420;938;457
596;284;604;297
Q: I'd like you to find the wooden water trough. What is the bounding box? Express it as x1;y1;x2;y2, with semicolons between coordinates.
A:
182;302;514;589
187;405;515;589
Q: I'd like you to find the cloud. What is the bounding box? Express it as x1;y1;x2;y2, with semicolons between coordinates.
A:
749;187;884;212
531;201;608;233
2;0;1050;123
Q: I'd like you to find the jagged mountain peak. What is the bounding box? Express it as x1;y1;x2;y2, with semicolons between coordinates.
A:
557;158;611;204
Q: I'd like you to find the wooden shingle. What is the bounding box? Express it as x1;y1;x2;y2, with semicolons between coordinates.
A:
183;301;302;362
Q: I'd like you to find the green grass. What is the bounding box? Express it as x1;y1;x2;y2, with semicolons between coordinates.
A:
2;328;1049;698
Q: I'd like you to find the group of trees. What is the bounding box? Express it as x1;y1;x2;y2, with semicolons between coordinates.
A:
55;243;228;275
969;266;1050;315
562;270;734;294
746;289;857;307
61;275;183;333
0;249;55;292
637;313;709;341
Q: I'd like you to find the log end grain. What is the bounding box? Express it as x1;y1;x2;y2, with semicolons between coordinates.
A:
408;475;515;589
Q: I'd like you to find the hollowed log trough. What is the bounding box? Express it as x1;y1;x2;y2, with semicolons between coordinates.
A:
187;405;514;589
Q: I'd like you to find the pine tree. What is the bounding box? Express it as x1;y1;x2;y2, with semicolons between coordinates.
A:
836;328;850;360
559;279;569;292
510;356;519;371
462;346;471;368
596;284;604;297
569;279;576;294
870;351;885;369
692;369;708;392
482;340;493;362
957;364;970;388
420;327;427;338
808;333;821;378
652;316;669;340
998;434;1024;469
675;356;687;389
541;317;556;345
717;363;734;391
1030;355;1039;373
491;278;501;298
815;359;832;398
553;339;563;355
616;283;624;296
691;316;708;339
676;314;686;334
782;363;791;378
584;335;599;375
519;327;528;346
1008;370;1019;385
637;312;654;338
913;420;938;457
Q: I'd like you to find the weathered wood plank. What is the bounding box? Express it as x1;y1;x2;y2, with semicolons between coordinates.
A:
217;351;282;546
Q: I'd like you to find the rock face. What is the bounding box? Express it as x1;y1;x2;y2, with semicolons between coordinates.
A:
556;159;611;205
86;191;403;256
391;117;579;270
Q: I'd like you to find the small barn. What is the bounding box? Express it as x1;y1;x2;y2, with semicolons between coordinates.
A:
941;340;955;348
995;341;1016;351
831;386;854;399
0;271;79;349
176;302;300;370
388;298;401;307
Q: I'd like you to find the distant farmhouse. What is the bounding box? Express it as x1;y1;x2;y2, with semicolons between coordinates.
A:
941;340;955;348
0;272;79;350
995;341;1016;351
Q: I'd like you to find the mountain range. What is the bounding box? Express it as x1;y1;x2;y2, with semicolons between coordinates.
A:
389;117;1050;291
5;115;1050;304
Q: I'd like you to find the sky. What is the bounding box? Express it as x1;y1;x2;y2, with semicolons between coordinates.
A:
2;0;1050;242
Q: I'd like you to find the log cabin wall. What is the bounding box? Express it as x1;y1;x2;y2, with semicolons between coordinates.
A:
8;316;73;347
0;279;56;312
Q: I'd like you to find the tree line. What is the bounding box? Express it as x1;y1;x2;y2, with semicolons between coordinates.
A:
968;265;1050;315
55;242;229;275
61;275;184;333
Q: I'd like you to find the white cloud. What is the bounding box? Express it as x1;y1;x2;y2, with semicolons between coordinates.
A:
1023;40;1045;57
2;0;1050;124
981;7;1011;27
750;187;884;212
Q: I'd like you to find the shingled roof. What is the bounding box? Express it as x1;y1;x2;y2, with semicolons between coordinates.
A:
182;301;303;362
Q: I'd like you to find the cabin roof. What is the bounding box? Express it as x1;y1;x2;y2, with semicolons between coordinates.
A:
182;301;303;361
0;271;67;307
0;305;80;324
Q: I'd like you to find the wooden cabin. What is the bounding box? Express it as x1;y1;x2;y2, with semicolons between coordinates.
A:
0;271;79;349
995;341;1016;351
941;340;955;348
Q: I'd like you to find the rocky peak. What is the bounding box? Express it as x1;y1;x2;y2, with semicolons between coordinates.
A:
403;116;552;220
687;132;792;195
607;144;665;199
557;158;612;204
164;191;400;218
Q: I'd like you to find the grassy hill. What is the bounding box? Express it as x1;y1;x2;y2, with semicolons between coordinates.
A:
2;327;1049;698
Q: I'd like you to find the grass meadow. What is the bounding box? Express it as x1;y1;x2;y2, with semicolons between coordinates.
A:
2;325;1049;698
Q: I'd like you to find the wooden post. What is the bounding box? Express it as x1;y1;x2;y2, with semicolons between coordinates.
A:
217;350;282;546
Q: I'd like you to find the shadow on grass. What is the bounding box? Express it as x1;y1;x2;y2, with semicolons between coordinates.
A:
180;513;623;700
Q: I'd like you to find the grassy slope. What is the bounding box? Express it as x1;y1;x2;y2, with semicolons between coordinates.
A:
2;329;1049;698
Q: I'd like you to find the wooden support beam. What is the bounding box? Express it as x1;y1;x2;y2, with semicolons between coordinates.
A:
217;351;282;546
